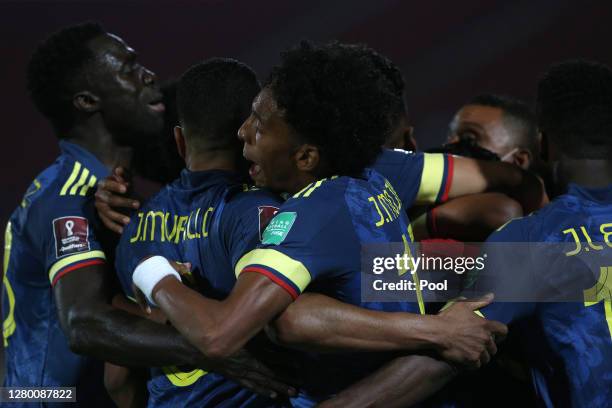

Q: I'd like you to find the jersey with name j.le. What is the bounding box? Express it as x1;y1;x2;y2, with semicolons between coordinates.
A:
235;149;453;404
114;169;285;408
2;140;111;407
473;183;612;408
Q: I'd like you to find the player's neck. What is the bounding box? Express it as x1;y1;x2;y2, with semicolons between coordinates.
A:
553;159;612;193
285;173;319;195
64;123;132;170
187;150;235;173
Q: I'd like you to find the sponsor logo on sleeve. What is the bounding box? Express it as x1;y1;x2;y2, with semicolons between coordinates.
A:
53;216;90;258
262;212;297;245
258;206;279;241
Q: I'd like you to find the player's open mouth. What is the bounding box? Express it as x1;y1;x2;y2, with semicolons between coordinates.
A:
249;162;262;180
148;101;166;113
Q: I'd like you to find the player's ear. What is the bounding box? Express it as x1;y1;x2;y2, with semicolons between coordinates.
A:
174;126;186;160
511;148;532;170
73;91;100;113
294;144;320;173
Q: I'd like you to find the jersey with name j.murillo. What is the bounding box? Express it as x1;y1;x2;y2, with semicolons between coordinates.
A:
114;169;285;408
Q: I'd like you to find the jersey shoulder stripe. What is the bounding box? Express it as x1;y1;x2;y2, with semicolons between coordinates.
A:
292;176;339;199
59;160;98;197
48;250;106;286
235;248;311;299
416;153;453;204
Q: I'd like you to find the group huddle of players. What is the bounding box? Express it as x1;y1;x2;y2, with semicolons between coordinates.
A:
2;22;611;408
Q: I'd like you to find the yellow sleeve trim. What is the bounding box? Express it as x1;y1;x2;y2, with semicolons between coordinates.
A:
235;248;312;293
416;153;445;205
48;250;106;284
161;366;207;387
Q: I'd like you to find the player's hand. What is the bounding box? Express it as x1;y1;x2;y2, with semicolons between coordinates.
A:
132;260;192;315
132;285;152;316
94;167;140;234
208;349;298;399
436;293;508;369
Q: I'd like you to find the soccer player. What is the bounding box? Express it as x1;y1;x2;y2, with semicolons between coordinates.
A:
1;23;280;406
112;55;516;407
114;58;296;407
319;59;612;408
447;94;554;197
447;94;539;170
362;54;525;242
126;42;529;404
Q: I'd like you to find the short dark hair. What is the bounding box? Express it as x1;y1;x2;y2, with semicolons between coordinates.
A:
266;41;400;177
27;22;105;135
537;60;612;159
177;58;260;151
468;94;538;155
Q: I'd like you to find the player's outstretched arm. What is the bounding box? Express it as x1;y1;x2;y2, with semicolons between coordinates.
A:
317;354;456;408
267;293;506;369
450;157;547;214
413;192;523;241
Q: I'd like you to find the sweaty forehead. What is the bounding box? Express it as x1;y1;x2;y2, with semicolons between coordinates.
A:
87;33;134;63
458;105;504;125
253;87;282;120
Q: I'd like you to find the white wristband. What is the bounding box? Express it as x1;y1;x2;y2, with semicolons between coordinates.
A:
132;256;181;306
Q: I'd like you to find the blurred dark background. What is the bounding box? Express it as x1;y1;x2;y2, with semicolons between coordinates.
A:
2;0;612;227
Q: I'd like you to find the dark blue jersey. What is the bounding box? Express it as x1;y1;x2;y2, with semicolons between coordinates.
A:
2;141;111;407
236;169;424;404
473;184;612;408
371;149;454;207
115;169;285;408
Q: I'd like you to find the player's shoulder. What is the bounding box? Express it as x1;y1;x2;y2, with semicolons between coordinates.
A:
287;175;350;212
489;198;569;243
268;177;357;242
226;185;284;209
220;185;283;222
524;191;599;242
488;212;538;243
373;148;421;166
17;155;96;217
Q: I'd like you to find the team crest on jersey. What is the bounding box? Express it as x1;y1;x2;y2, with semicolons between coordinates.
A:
258;206;279;241
262;212;296;245
53;216;90;258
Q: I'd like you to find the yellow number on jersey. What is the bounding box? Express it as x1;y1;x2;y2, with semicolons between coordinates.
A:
3;222;16;347
584;266;612;339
